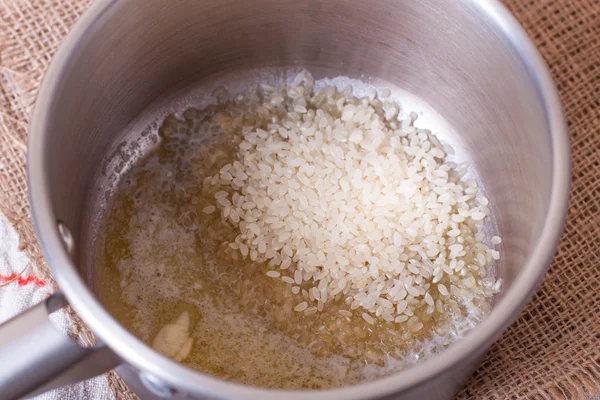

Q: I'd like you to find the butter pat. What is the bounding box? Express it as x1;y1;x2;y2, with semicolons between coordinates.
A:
152;311;194;362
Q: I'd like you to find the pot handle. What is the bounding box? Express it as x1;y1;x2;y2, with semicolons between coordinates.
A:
0;291;121;399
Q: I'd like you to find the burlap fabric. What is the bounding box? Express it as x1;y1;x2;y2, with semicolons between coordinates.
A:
0;0;598;398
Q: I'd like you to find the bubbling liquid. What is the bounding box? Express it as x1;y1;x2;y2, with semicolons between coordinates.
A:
95;77;499;389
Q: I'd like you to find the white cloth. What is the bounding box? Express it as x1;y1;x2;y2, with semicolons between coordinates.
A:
0;213;114;399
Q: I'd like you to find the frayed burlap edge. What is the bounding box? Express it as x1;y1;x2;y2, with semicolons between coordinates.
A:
1;0;599;399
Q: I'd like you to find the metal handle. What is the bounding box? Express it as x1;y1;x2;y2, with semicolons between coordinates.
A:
0;292;121;399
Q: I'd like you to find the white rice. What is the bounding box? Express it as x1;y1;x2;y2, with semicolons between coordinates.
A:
201;72;501;328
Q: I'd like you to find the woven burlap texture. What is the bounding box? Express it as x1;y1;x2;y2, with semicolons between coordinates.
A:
1;0;598;399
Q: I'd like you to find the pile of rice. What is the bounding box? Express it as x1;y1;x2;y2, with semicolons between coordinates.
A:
200;72;502;332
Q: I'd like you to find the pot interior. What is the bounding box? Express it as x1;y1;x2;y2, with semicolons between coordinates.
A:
38;0;555;394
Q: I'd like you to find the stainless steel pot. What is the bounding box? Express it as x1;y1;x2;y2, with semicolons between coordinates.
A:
0;0;570;399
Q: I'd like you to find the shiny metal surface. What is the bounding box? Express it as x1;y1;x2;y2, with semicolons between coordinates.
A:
21;0;569;398
57;221;75;256
139;372;177;398
0;293;120;399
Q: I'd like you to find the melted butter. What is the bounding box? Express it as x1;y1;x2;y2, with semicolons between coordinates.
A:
95;98;489;389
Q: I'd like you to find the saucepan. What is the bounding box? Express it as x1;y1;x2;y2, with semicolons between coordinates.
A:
0;0;570;398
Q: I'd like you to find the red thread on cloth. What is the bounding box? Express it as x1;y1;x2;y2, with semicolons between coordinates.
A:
0;274;46;287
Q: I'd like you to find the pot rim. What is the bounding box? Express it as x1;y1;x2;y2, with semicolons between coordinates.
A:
27;0;570;398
